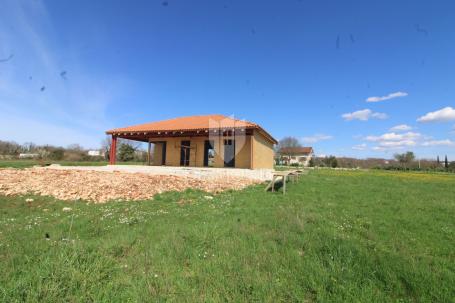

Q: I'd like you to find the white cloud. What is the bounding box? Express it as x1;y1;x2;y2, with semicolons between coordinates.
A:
352;143;367;150
371;146;383;151
417;107;455;123
378;140;416;147
365;129;454;152
366;91;408;103
365;132;421;142
421;140;455;147
342;109;388;121
390;124;412;132
365;131;422;151
371;141;415;152
302;134;333;143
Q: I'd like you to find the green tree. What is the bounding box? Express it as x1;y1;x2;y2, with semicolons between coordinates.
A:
323;155;338;168
309;157;315;167
394;151;415;169
445;155;449;169
48;147;65;160
330;156;338;168
118;143;135;162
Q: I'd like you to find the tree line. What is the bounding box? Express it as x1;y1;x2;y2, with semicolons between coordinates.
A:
275;136;455;172
0;138;148;162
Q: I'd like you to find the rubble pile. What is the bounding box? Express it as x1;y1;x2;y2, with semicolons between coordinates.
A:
0;168;259;203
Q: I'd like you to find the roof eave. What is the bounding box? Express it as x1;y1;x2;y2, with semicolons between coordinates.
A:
106;125;278;144
107;125;259;135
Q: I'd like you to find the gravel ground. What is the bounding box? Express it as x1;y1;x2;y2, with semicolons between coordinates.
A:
43;164;273;181
0;168;261;203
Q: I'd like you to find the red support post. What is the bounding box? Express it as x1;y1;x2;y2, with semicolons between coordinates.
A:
109;135;117;165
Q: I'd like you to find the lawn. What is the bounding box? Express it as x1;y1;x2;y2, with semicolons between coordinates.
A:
0;170;454;302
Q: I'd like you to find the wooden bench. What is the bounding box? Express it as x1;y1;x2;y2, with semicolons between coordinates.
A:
265;169;309;194
288;169;309;182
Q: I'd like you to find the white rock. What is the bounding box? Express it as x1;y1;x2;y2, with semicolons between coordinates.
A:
25;198;34;202
62;207;72;212
204;196;214;200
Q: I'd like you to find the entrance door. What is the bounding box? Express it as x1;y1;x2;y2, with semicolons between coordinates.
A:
223;139;235;167
204;140;215;167
180;140;190;166
161;142;166;165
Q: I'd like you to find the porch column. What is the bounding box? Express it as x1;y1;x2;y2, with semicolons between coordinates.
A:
147;142;151;165
109;135;117;165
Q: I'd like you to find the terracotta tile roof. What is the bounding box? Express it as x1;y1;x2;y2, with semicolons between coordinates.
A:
279;147;313;155
106;114;277;143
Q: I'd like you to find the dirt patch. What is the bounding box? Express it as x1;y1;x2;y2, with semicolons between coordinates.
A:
0;168;260;203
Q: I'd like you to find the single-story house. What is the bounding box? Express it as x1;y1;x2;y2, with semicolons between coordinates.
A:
87;150;101;156
278;147;314;166
105;114;277;169
18;153;40;159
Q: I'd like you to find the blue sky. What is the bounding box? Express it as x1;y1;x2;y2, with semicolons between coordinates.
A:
1;0;454;159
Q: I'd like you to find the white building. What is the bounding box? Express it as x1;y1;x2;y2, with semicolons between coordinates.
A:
278;147;314;167
87;150;101;156
19;153;40;159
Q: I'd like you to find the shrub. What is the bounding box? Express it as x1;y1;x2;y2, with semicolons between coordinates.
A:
48;148;65;160
323;155;338;168
118;144;135;162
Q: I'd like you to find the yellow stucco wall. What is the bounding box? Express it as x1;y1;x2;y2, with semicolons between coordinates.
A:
148;131;275;169
150;135;255;169
252;130;275;169
234;135;251;168
155;137;205;167
152;142;163;165
211;134;251;168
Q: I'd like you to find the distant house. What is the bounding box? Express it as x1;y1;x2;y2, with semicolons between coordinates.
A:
278;147;314;166
18;153;40;159
87;150;101;156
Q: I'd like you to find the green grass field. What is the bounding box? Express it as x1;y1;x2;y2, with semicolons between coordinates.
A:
0;170;454;302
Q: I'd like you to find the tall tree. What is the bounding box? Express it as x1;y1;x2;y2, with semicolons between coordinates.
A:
394;151;415;169
323;155;338;168
437;155;440;165
277;137;301;150
276;136;302;165
101;136;112;160
445;155;449;169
